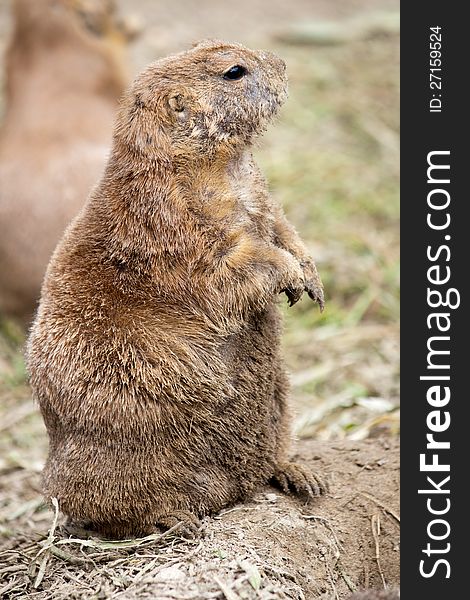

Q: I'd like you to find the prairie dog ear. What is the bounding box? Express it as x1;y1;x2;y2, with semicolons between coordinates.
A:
168;93;185;113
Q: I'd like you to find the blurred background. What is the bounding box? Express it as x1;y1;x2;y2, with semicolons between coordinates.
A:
0;0;399;505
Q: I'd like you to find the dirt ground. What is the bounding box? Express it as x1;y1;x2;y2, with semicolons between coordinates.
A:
0;439;399;599
0;0;399;598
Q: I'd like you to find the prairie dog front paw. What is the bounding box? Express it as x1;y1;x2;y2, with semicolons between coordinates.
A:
300;259;325;311
273;249;305;306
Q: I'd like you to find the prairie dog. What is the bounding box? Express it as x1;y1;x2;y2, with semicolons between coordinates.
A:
27;39;325;538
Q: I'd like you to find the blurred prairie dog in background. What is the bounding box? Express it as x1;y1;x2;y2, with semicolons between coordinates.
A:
0;0;138;324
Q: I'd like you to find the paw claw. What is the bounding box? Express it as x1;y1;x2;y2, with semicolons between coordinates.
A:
300;259;325;311
156;510;202;539
307;286;325;311
271;462;328;501
283;286;303;306
274;470;290;493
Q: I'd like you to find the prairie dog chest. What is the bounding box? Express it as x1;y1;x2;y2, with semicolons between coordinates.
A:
226;154;274;234
193;153;275;240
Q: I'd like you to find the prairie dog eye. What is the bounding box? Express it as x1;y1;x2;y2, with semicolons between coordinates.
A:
223;65;247;80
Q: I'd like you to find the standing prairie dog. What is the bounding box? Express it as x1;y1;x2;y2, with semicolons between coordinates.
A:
27;39;326;539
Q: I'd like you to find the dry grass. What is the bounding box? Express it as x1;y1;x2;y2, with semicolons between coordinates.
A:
0;1;399;597
264;30;399;441
0;512;308;599
0;439;400;599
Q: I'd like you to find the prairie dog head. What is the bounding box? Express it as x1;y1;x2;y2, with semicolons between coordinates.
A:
114;40;288;160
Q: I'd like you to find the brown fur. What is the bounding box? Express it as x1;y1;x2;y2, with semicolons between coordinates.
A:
26;40;325;539
0;0;131;323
